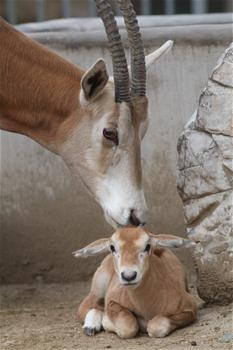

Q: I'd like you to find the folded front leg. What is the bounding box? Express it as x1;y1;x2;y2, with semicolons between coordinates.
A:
147;310;196;338
147;315;172;337
103;300;139;339
78;257;113;336
78;292;104;336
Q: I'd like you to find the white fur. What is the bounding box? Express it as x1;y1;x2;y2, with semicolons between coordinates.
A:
135;234;149;248
102;314;115;333
83;309;103;331
94;102;147;227
79;88;89;107
148;317;171;338
98;178;146;227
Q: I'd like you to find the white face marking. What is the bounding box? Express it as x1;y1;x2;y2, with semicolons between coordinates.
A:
61;85;148;228
99;184;146;227
135;235;149;248
95;103;147;227
83;309;103;332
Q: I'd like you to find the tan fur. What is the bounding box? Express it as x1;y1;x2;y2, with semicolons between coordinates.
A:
77;227;197;338
0;18;84;148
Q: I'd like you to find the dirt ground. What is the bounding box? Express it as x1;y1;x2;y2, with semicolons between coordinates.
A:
0;282;232;350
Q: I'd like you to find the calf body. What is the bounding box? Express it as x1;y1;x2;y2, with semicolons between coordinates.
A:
75;227;197;338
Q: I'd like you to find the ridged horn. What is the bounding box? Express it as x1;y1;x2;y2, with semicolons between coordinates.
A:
117;0;146;96
95;0;130;102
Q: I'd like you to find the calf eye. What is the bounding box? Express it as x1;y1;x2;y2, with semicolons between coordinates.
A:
110;244;116;253
103;128;118;145
144;244;151;252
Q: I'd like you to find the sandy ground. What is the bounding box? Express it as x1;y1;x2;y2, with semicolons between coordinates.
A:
0;282;232;350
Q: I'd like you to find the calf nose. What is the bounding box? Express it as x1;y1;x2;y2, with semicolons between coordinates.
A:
121;271;137;282
129;209;145;226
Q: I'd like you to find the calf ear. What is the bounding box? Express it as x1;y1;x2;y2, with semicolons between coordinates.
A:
149;233;196;249
73;238;110;258
80;59;109;104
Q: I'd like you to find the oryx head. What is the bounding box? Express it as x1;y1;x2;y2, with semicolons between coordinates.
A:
73;226;195;288
60;0;173;228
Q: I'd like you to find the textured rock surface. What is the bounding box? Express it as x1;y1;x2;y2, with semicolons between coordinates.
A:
177;43;233;304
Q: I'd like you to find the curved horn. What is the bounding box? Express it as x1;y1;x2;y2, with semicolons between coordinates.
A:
117;0;146;97
95;0;130;102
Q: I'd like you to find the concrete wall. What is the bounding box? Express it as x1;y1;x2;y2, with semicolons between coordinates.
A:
0;0;96;23
0;14;232;284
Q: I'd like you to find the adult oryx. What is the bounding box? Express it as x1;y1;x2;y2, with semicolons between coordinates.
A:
0;0;172;227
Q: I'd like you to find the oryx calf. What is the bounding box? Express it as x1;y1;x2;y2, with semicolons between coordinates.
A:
74;226;197;338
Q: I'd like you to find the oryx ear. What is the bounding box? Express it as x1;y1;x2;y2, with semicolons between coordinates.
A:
73;238;110;258
149;233;196;249
80;59;109;104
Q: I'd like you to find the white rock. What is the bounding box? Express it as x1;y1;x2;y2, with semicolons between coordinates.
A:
177;130;231;201
177;43;233;304
183;191;227;225
212;61;233;88
196;80;233;136
211;43;233;88
212;134;233;159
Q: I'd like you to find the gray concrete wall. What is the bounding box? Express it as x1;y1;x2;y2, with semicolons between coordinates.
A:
0;14;232;284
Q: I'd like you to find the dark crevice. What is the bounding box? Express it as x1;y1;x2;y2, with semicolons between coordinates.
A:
183;187;232;203
186;201;220;227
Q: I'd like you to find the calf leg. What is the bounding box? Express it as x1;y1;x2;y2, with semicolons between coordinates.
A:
147;310;196;338
78;293;104;336
78;261;112;336
103;300;139;339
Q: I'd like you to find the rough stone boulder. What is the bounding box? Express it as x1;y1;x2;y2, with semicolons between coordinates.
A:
177;43;233;304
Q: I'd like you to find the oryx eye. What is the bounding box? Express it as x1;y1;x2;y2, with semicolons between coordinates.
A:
110;244;116;253
144;244;151;253
103;128;118;145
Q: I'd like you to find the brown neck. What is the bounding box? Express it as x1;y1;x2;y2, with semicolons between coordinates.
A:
128;254;164;301
0;18;84;152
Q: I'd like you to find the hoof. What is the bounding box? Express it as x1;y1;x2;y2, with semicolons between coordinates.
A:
83;327;97;336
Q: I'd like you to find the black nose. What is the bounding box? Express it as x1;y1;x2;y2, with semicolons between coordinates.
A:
129;210;144;226
121;271;137;282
